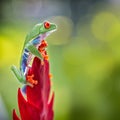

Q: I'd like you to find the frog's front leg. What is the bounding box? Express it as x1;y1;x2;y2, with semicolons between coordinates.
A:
25;42;43;60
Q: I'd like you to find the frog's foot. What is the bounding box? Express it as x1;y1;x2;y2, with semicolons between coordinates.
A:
39;47;49;61
39;40;48;50
38;40;47;53
40;50;49;65
38;40;49;64
26;74;38;87
41;50;49;60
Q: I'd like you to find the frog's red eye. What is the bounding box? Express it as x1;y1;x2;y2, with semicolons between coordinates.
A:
44;22;50;29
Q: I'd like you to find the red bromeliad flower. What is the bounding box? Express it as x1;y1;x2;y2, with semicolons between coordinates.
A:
13;41;54;120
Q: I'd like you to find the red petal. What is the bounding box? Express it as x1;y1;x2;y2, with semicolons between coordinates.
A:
43;60;51;102
13;109;20;120
26;58;51;108
26;57;53;119
18;88;40;120
47;92;54;120
26;57;43;108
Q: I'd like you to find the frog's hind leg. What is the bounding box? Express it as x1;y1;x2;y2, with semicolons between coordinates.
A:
11;65;26;84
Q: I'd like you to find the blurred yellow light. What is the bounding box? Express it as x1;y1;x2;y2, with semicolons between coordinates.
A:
47;16;73;45
0;37;20;67
91;12;120;41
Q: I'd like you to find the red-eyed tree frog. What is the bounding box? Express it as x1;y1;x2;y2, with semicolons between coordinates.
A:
11;21;57;87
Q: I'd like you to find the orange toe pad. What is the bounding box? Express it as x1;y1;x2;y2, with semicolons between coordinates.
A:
26;74;38;85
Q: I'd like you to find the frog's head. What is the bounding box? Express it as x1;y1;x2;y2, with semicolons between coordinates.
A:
39;21;57;36
24;21;57;45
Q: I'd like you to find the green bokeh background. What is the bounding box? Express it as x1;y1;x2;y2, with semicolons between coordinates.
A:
0;0;120;120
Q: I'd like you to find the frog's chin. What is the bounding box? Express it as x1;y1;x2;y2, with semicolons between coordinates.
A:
40;29;56;40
